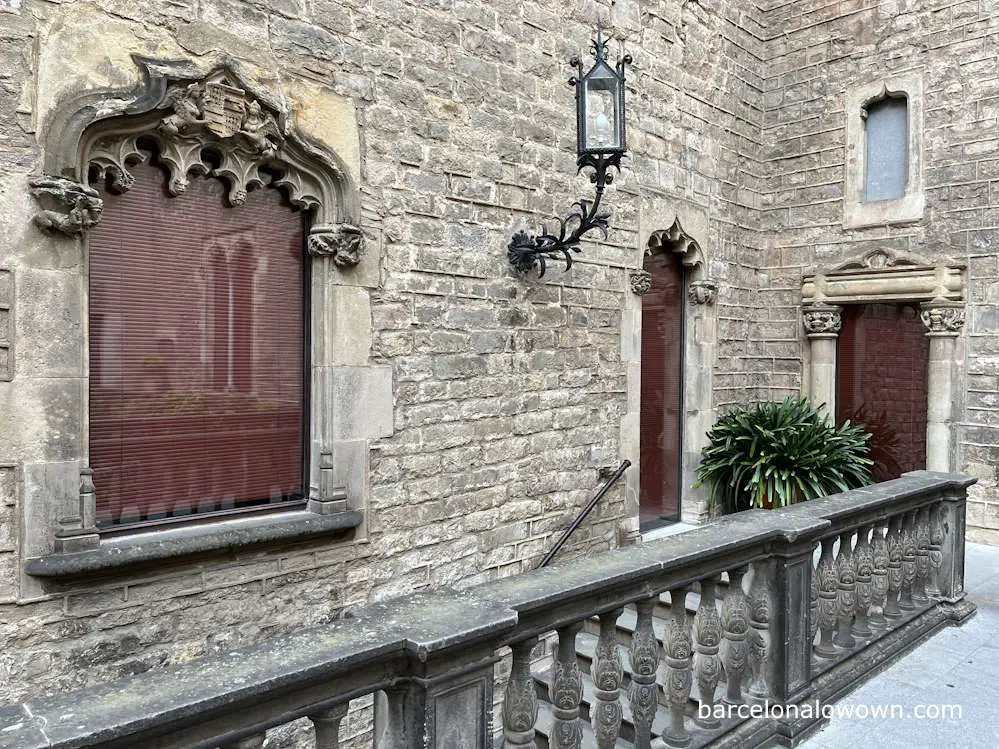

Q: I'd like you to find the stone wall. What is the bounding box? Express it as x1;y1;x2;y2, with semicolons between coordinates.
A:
758;0;999;543
0;0;767;708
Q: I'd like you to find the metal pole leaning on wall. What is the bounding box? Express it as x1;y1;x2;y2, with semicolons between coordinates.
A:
537;460;631;569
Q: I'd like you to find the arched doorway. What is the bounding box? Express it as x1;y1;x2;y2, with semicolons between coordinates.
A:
639;249;685;527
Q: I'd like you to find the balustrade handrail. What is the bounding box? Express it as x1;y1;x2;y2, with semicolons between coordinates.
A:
0;470;976;749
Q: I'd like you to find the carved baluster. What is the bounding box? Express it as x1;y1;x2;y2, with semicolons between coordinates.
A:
869;522;889;630
851;525;874;639
550;622;583;749
899;510;917;611
913;506;932;605
220;736;265;749
747;562;771;699
310;703;348;749
814;537;838;658
833;531;857;649
503;637;539;749
629;597;661;749
592;608;624;749
721;566;750;704
662;587;692;748
927;502;944;599
693;577;723;729
884;514;904;619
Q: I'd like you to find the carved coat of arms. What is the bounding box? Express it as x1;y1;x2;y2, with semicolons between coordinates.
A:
202;82;247;138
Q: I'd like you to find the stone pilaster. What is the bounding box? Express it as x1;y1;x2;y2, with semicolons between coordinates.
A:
803;304;842;420
920;301;964;472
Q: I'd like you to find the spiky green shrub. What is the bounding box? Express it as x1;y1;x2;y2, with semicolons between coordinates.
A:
694;397;874;514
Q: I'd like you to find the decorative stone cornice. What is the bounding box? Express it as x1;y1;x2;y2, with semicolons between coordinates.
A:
629;269;652;295
29;176;104;236
35;57;361;249
920;302;965;337
308;224;364;267
802;248;965;306
687;279;717;305
803;304;842;338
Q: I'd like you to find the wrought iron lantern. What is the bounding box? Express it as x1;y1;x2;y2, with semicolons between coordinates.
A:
508;27;632;276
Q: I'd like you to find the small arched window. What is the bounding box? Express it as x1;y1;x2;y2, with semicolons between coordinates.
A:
864;95;908;202
843;76;923;228
88;155;308;528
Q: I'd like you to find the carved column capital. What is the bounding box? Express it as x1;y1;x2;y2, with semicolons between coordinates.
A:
29;176;104;236
629;269;652;295
308;224;364;267
688;279;718;305
803;304;842;338
920;301;965;337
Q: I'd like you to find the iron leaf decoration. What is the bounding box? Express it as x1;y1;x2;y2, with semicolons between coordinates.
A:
507;152;621;277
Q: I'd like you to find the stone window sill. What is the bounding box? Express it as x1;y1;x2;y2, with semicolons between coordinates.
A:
843;192;924;229
24;508;363;578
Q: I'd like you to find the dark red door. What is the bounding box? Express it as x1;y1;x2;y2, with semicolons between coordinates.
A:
837;303;928;481
639;254;684;526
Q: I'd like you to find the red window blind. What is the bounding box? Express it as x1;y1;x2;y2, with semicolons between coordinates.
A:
837;303;928;482
639;253;684;525
89;161;307;528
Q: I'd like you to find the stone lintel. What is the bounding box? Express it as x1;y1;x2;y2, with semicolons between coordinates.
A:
802;265;964;306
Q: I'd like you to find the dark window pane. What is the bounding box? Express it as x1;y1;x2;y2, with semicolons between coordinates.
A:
89;161;306;527
639;254;684;525
865;97;908;202
837;303;927;481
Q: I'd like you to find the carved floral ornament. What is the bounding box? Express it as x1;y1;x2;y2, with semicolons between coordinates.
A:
803;304;842;337
632;217;718;303
29;59;363;267
920;303;965;336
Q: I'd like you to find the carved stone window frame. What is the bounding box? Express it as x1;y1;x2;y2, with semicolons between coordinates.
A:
623;218;719;527
843;75;924;229
22;57;388;582
802;248;965;474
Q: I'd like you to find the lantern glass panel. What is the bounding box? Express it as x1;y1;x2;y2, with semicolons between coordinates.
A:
583;76;621;152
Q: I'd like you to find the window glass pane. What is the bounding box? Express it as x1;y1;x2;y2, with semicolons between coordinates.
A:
865;97;908;202
89;161;306;527
584;76;620;150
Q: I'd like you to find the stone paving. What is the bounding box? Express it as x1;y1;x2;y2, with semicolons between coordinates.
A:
800;541;999;748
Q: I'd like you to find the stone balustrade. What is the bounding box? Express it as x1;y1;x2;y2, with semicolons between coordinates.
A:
0;471;976;749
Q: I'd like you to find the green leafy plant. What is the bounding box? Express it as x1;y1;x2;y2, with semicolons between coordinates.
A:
694;397;874;514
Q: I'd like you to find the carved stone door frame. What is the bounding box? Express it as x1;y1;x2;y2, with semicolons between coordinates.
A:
801;248;966;473
625;218;718;528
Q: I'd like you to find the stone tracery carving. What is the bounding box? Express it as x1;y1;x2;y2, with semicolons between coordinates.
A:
33;59;361;259
644;217;719;304
648;217;703;266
